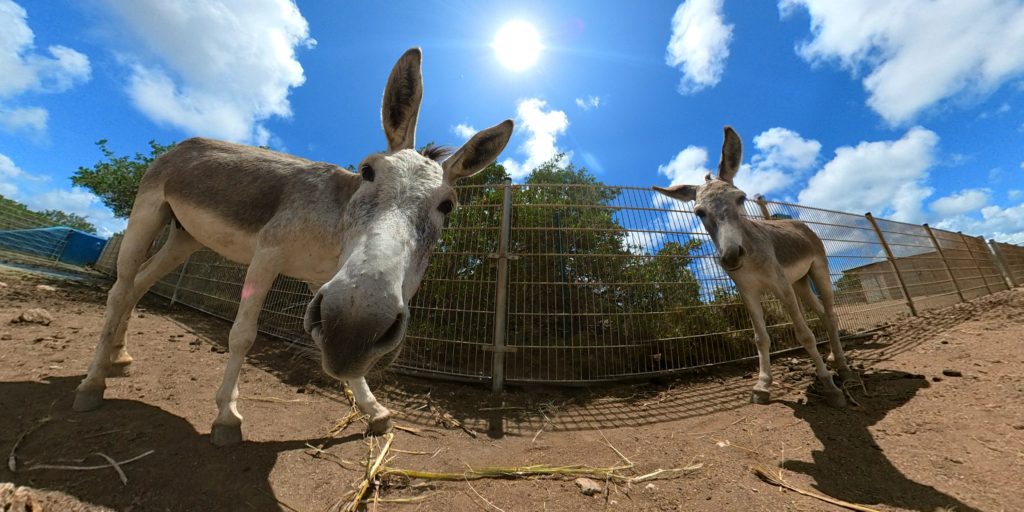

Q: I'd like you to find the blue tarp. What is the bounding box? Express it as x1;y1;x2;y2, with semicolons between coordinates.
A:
0;226;107;266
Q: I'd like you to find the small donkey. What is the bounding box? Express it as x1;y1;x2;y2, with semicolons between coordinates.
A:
74;48;514;445
653;127;853;408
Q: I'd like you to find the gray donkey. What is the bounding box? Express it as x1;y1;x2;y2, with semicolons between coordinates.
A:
653;127;853;408
73;48;514;446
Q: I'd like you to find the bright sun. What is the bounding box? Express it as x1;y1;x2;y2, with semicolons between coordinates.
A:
493;20;541;71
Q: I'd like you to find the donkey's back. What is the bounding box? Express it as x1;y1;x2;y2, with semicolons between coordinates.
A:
143;138;354;233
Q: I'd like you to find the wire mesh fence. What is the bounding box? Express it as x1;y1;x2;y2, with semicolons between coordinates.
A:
86;182;1021;386
0;197;69;262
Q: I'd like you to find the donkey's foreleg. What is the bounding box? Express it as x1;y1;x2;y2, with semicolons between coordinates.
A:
774;280;845;408
739;289;774;404
349;377;393;435
211;252;280;446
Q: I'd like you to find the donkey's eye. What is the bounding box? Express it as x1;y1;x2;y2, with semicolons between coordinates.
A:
360;164;375;182
694;208;707;219
737;195;746;205
438;199;454;215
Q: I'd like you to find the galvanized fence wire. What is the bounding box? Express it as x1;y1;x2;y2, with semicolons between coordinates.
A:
991;241;1024;286
0;197;69;261
86;182;1021;386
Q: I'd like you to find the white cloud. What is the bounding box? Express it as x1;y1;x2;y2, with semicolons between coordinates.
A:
798;127;939;223
103;0;313;144
935;204;1024;245
658;145;711;186
737;127;822;196
575;95;601;110
1008;189;1023;201
0;0;91;136
451;123;475;140
930;188;991;217
500;98;570;180
0;105;46;135
0;153;25;196
656;127;821;197
666;0;733;94
781;0;1024;125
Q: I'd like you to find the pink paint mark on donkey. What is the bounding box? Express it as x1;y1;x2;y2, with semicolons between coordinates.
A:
241;282;257;301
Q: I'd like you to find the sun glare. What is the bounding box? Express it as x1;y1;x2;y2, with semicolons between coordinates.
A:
493;20;541;71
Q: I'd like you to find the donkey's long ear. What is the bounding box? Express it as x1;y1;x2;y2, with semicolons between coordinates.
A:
652;184;697;203
717;126;742;184
443;120;514;182
382;48;423;152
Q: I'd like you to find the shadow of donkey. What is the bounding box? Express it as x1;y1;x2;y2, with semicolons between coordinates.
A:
782;370;981;512
1;376;359;512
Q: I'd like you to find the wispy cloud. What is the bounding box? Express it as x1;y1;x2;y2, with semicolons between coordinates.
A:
575;95;601;110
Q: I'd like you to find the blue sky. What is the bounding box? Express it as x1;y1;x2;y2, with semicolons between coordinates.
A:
1;0;1023;241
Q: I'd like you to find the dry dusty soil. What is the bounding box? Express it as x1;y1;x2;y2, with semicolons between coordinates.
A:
1;264;1023;511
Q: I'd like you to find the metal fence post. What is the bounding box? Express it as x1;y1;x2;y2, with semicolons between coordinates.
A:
959;232;994;295
923;224;965;303
489;179;514;392
754;195;772;220
169;254;191;306
989;239;1017;288
865;213;917;316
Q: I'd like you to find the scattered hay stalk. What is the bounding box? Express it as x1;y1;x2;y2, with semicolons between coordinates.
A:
750;462;879;512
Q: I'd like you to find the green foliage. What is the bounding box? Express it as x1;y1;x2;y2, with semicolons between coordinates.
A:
405;156;755;379
38;210;96;233
71;139;175;218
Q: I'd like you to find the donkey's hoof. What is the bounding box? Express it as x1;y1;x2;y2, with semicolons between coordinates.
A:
824;392;847;408
367;415;394;436
211;423;243;446
750;390;771;405
72;388;105;411
107;362;132;378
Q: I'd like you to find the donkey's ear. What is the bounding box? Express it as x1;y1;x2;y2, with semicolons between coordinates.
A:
652;184;698;203
443;119;514;182
382;48;423;152
717;126;742;184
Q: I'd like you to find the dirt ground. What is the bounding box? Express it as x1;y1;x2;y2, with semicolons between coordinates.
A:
1;264;1022;512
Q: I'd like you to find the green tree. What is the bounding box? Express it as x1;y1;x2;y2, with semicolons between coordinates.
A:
71;139;175;218
38;210;96;233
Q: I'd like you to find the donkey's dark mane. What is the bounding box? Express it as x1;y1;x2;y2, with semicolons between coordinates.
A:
420;143;453;162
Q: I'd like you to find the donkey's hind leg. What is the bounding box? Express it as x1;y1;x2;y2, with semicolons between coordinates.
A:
807;261;854;382
74;205;200;411
772;275;846;408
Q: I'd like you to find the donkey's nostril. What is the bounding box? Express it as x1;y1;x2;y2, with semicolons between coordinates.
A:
376;312;406;347
737;245;746;258
304;292;324;334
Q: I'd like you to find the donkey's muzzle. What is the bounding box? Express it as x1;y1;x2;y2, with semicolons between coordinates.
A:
305;283;409;378
720;245;745;271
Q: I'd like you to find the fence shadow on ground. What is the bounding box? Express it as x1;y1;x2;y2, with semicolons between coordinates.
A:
781;370;981;512
0;376;361;512
52;271;1012;442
